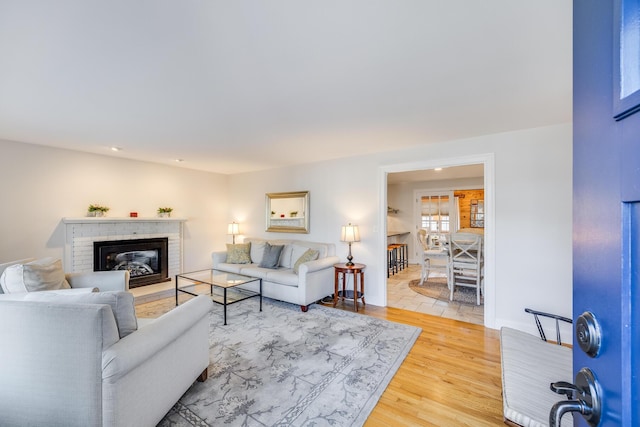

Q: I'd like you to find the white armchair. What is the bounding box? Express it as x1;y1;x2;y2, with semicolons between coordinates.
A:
0;293;213;426
0;258;129;294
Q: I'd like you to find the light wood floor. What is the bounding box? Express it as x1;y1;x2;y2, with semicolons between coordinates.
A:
136;296;504;427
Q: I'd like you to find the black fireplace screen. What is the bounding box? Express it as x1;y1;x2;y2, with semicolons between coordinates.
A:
94;238;169;288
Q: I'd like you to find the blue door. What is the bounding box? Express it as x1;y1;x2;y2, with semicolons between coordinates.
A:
573;0;640;425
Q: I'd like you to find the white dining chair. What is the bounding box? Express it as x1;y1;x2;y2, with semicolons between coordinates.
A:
449;232;483;305
416;229;450;285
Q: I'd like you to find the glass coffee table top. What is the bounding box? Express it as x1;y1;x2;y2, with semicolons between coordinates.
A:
176;269;262;325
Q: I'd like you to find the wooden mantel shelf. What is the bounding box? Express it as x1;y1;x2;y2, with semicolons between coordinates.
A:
62;217;187;224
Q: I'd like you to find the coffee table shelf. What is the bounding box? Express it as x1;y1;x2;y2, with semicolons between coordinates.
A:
176;269;262;325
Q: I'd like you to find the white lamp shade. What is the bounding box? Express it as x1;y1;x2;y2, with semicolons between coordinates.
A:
227;222;239;235
341;224;360;243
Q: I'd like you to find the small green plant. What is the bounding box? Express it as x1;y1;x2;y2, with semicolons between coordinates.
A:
290;211;298;217
157;207;173;214
88;204;109;213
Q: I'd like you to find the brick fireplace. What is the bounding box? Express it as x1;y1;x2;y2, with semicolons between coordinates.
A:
63;217;184;286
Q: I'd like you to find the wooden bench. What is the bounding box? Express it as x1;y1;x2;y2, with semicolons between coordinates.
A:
500;309;573;427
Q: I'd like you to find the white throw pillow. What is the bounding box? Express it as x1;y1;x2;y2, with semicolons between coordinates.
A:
0;258;70;294
250;241;266;264
24;290;138;338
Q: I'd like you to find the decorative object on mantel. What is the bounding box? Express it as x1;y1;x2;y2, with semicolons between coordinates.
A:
227;221;240;244
87;204;109;217
129;212;138;218
340;222;361;266
387;206;399;214
157;207;173;218
290;211;298;217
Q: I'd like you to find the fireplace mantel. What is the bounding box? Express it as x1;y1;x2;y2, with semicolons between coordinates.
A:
63;217;187;224
63;217;185;277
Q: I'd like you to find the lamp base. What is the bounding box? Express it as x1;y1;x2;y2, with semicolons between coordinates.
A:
345;251;354;267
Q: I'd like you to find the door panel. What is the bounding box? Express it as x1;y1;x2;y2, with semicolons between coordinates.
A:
573;0;640;425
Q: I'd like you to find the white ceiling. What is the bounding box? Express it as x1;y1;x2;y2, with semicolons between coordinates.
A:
0;1;572;175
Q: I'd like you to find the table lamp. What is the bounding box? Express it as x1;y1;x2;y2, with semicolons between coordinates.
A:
227;222;240;244
340;223;360;266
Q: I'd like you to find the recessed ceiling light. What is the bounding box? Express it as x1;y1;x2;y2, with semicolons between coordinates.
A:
434;167;443;171
110;146;122;152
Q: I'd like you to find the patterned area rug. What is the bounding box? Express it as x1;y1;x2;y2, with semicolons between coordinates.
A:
159;298;421;427
408;277;482;306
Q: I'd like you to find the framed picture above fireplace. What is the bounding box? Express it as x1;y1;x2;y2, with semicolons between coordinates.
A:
266;191;309;233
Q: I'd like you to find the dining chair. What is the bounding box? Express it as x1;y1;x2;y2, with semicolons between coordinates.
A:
416;229;450;285
449;232;483;305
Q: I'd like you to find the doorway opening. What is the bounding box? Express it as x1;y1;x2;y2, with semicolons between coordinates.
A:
379;154;495;327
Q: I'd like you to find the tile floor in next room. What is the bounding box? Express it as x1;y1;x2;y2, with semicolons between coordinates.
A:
387;263;484;326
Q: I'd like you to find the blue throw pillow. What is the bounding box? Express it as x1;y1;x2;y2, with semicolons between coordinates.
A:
259;242;284;269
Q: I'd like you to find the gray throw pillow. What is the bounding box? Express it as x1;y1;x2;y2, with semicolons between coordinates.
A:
259;242;284;269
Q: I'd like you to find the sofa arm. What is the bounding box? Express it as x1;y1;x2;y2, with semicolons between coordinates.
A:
102;295;212;381
66;270;130;291
212;251;227;267
298;256;340;275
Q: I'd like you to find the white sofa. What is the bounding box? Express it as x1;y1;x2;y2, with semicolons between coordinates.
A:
0;293;213;426
212;237;340;311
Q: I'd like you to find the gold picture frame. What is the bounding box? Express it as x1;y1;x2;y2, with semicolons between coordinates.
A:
266;191;310;233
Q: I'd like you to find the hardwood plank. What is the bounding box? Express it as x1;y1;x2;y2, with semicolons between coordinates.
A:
135;297;504;426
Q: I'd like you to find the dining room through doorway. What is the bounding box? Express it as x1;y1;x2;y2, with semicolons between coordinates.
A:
386;163;485;325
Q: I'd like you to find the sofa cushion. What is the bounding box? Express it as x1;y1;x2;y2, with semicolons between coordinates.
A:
279;244;309;268
250;241;266;264
24;290;138;338
265;269;299;287
226;243;251;264
293;249;320;274
0;258;71;294
259;243;284;269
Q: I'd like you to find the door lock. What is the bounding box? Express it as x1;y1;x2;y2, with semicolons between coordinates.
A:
549;367;602;427
576;311;602;357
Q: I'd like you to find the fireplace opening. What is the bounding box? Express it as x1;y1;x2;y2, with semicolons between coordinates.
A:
94;238;170;288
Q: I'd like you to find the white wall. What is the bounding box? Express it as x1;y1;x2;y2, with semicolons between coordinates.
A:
0;139;229;272
228;123;573;335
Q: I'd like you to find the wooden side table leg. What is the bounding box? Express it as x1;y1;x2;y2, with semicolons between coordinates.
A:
360;271;366;306
333;268;339;307
353;272;358;311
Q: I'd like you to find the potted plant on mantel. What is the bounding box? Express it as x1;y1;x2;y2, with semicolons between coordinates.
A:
157;207;173;218
88;204;109;217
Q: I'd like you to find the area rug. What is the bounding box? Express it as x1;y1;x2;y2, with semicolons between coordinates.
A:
159;298;421;427
408;277;482;306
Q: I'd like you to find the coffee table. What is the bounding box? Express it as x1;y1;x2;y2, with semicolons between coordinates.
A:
175;269;262;325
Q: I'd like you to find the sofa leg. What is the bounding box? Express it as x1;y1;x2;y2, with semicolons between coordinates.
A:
300;305;309;312
196;367;208;382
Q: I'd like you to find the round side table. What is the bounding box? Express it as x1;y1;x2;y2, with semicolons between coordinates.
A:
333;263;366;311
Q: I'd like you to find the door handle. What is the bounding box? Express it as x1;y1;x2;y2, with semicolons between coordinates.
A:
549;368;602;427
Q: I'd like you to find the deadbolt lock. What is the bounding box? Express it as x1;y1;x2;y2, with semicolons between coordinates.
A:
576;311;602;358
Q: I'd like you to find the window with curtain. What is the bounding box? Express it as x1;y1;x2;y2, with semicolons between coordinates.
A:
421;195;450;233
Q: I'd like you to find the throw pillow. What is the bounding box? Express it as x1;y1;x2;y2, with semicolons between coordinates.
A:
259;242;285;269
293;249;320;274
226;243;251;264
24;290;138;338
249;240;266;264
0;258;71;294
